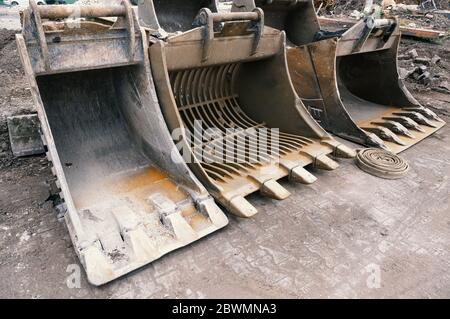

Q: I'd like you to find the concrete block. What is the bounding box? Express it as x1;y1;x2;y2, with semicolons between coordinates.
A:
7;114;45;157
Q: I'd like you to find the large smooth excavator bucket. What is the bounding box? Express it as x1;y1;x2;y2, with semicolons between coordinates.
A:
232;0;445;154
16;1;228;286
138;1;355;218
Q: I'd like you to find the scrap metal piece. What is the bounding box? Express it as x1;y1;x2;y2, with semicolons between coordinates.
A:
7;114;45;157
17;1;228;286
356;148;409;179
362;126;407;146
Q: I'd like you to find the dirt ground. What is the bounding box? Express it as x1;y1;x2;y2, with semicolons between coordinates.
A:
317;0;450;15
0;4;449;298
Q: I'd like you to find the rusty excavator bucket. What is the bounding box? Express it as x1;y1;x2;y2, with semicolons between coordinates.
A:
138;0;355;218
16;1;228;286
232;0;445;153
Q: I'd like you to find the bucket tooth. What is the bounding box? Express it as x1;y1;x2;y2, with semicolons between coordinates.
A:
228;196;258;218
290;166;317;184
314;154;339;170
393;112;437;128
403;107;444;122
126;228;160;262
334;143;357;158
363;127;407;146
371;120;415;138
150;194;177;217
232;1;444;154
166;213;199;243
280;160;317;184
382;116;426;133
260;179;291;200
197;198;229;228
365;133;388;149
111;208;160;260
145;4;348;220
151;194;198;242
112;206;140;231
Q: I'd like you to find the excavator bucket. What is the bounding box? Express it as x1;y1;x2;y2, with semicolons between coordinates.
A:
138;0;355;218
232;0;445;153
16;1;228;286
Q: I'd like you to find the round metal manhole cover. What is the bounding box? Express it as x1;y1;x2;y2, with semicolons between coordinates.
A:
356;148;410;180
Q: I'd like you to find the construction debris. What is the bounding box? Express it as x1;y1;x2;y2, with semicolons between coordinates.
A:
431;55;442;64
7;114;44;157
397;37;449;95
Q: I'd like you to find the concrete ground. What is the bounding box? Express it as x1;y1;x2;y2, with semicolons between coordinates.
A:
1;123;449;298
0;4;449;299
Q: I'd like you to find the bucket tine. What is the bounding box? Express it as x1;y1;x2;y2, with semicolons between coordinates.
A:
232;0;445;154
17;0;228;286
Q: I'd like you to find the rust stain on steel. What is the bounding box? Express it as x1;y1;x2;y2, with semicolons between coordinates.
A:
116;167;169;192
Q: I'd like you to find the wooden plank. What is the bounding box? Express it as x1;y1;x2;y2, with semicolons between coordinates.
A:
399;26;446;39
